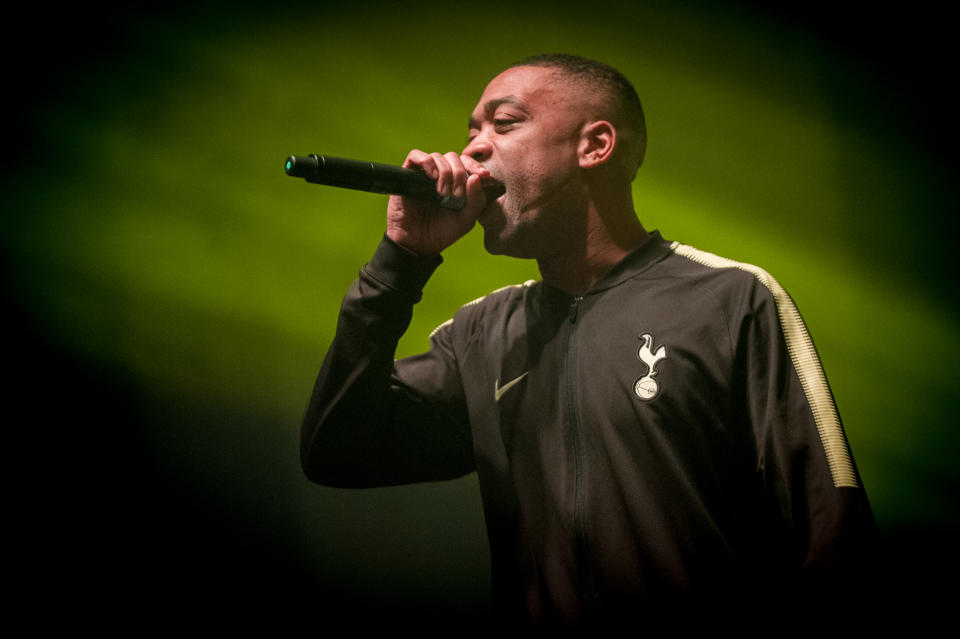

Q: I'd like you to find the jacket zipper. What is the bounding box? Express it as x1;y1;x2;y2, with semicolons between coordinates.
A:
565;295;595;603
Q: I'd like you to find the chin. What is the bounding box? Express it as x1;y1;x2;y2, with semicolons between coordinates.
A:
482;228;537;259
479;201;540;258
481;231;507;256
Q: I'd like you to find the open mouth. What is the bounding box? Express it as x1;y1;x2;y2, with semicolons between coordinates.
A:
481;180;506;201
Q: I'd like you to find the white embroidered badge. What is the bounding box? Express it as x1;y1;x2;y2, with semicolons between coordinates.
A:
635;333;668;400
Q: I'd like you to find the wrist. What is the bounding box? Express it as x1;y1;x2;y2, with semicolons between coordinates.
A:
385;228;422;256
385;227;443;258
365;234;443;300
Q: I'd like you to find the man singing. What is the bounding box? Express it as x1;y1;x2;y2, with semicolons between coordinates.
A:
301;54;877;626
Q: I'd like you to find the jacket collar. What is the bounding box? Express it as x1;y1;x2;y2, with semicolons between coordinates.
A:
540;230;673;301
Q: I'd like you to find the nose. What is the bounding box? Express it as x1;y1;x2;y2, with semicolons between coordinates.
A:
463;135;492;163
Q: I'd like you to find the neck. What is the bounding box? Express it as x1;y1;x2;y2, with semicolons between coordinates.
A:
537;183;648;296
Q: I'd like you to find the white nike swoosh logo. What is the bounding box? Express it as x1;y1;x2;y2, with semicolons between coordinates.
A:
494;371;529;402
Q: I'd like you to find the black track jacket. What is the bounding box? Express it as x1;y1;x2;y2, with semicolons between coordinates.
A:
302;231;877;624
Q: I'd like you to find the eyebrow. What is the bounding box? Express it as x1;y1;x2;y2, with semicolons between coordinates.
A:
467;95;524;130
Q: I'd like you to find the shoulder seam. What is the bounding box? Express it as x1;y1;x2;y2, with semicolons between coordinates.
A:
429;280;537;339
669;241;858;489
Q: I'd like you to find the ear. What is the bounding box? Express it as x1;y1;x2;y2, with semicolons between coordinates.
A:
578;120;617;169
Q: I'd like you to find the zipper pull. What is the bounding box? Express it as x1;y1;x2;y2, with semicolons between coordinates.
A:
568;296;583;323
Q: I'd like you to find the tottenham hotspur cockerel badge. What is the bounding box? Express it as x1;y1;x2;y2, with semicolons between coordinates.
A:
635;333;668;400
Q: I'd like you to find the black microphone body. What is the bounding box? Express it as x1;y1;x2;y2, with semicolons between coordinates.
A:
285;154;504;210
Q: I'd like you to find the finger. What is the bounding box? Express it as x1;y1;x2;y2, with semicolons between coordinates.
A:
429;151;455;198
461;154;490;179
464;172;488;214
443;151;468;199
402;149;438;179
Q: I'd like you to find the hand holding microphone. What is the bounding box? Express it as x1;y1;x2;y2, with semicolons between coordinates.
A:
286;150;505;255
285;153;505;210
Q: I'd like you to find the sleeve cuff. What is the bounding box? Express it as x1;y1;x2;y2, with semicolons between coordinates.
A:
362;234;443;300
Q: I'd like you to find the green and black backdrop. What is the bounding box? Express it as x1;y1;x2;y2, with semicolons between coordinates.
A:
5;0;956;629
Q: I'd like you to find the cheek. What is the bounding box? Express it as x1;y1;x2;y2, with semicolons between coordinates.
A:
498;138;572;196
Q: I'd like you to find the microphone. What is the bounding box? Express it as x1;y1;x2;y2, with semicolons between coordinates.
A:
284;154;505;211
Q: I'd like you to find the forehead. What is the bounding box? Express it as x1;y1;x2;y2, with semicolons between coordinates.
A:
479;65;555;101
469;66;564;121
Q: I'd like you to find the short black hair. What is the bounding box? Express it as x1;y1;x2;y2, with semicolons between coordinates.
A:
508;54;647;178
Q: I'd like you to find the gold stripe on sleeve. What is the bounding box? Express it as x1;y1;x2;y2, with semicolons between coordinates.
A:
670;242;858;488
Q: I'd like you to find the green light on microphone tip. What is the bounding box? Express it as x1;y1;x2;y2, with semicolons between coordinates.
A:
285;159;292;171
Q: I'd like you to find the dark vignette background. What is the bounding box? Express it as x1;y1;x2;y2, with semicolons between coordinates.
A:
4;0;956;630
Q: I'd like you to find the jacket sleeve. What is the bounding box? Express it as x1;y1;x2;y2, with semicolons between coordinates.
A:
742;278;878;596
300;234;474;488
